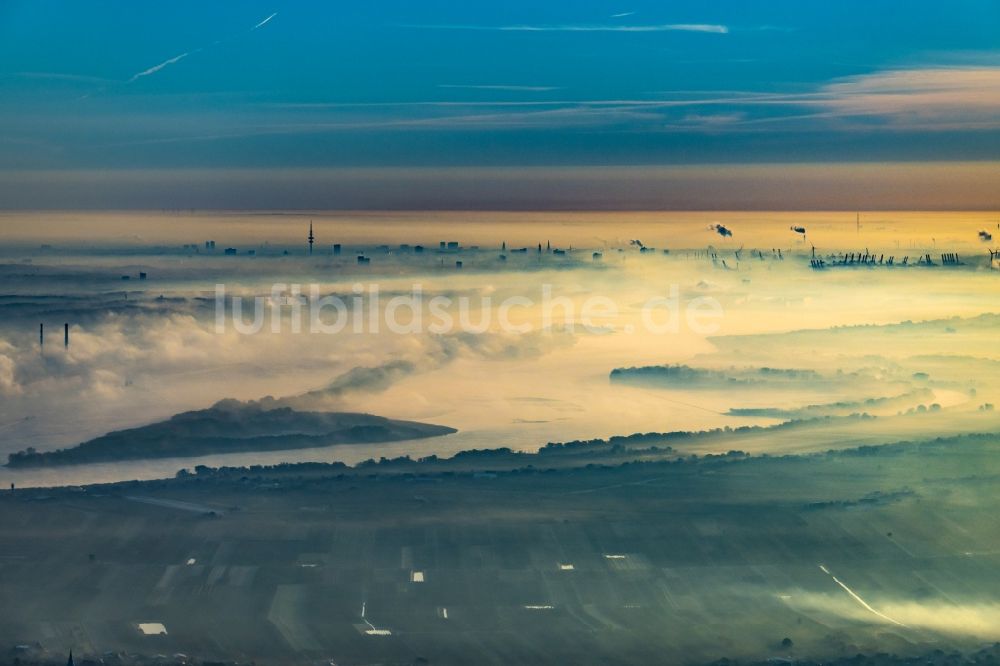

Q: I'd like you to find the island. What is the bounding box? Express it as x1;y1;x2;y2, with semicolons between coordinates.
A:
6;399;456;467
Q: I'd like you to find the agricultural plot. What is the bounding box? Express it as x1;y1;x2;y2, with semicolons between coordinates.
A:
2;433;999;664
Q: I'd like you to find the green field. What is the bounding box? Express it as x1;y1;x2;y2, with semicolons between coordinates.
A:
2;431;1000;665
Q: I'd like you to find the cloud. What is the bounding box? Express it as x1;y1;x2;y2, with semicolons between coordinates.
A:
816;66;1000;130
611;12;635;18
791;592;1000;639
7;72;116;85
675;112;747;127
410;66;1000;132
405;23;729;34
438;84;562;92
409;66;1000;132
234;62;997;134
64;62;1000;154
289;360;418;405
0;344;19;397
281;328;576;409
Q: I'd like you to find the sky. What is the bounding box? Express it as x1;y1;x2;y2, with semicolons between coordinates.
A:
0;0;998;209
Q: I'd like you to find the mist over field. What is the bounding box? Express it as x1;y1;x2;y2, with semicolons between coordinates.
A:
1;211;997;486
0;211;998;666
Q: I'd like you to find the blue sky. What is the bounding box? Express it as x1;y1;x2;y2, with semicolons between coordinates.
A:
0;1;998;207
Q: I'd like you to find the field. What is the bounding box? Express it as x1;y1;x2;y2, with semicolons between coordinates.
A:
2;431;1000;665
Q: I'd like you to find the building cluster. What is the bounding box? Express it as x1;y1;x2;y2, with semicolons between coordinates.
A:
811;251;971;270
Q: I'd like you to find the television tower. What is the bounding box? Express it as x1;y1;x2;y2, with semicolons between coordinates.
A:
308;222;315;255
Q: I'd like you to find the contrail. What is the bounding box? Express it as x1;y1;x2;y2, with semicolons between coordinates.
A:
124;12;276;85
128;51;192;83
253;12;278;30
403;22;729;34
818;564;907;627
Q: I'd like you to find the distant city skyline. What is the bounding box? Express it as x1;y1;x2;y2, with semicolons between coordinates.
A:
1;1;998;208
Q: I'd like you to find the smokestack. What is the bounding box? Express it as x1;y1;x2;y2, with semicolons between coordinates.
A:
64;323;69;348
40;323;44;347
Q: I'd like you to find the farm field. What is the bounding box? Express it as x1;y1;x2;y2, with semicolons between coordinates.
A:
2;432;999;665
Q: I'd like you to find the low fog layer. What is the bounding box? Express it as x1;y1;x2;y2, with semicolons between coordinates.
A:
0;212;997;486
